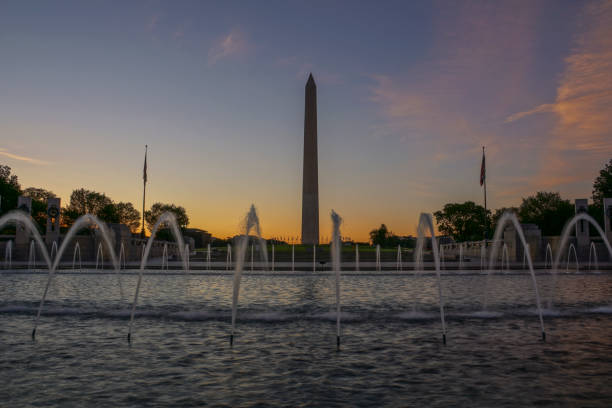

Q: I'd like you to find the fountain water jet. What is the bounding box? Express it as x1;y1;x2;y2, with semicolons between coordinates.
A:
28;240;36;269
522;244;529;269
128;212;188;341
484;212;545;340
414;213;447;343
588;242;598;272
72;243;82;272
4;240;12;269
566;243;579;272
548;213;612;308
501;243;510;272
331;210;343;350
312;245;316;272
162;243;169;271
291;244;294;272
226;243;232;270
0;212;52;272
34;214;122;338
480;243;486;271
375;245;381;271
119;242;126;270
207;243;211;270
355;244;359;271
95;243;104;270
50;241;58;261
230;205;267;345
396;245;402;271
544;243;553;269
459;243;464;269
184;244;190;271
271;244;275;272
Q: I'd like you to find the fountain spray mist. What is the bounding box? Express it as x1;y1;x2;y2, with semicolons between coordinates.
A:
485;212;545;341
548;213;612;308
128;212;188;341
230;205;267;346
331;210;342;350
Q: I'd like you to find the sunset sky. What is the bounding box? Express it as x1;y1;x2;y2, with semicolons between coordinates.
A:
1;0;611;241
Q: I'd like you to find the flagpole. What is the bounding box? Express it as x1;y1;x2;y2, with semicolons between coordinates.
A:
482;146;488;243
141;145;147;239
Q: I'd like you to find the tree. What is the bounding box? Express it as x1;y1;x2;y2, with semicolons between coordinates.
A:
589;159;612;230
369;224;390;246
518;192;574;236
22;187;56;232
114;202;140;232
63;188;113;225
145;202;189;237
0;164;21;216
592;159;612;207
434;201;491;242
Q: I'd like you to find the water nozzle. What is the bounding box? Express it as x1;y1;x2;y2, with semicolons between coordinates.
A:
127;332;131;343
31;328;36;340
542;331;546;342
442;333;446;345
336;335;340;351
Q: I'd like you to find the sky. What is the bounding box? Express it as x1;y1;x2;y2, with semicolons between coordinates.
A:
1;0;611;241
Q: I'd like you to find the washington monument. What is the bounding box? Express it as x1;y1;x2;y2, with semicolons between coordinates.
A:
301;73;319;245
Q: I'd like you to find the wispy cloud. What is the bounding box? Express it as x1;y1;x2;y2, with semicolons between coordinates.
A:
208;28;248;65
0;148;49;165
507;0;612;187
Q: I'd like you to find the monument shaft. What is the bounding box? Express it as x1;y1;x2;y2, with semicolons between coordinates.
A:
301;74;319;245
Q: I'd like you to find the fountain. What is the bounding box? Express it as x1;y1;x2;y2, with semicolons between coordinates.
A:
184;244;190;271
32;213;123;338
480;242;486;271
271;243;275;272
544;243;553;269
396;245;402;271
413;213;447;343
230;204;268;345
566;243;579;272
312;244;316;272
588;242;598;272
250;244;254;271
484;212;545;340
226;243;232;270
355;244;359;271
206;243;211;270
4;240;12;269
501;243;510;272
522;243;530;269
50;240;58;261
458;243;464;269
119;242;126;270
162;243;169;270
28;240;36;269
330;210;342;350
548;213;612;308
72;242;82;272
0;212;51;273
375;244;381;271
128;212;188;341
291;243;294;272
95;243;104;270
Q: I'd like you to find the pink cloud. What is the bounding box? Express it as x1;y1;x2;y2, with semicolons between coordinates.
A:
208;28;249;65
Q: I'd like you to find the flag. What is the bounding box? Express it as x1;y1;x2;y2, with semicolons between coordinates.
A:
143;145;148;184
479;148;486;186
